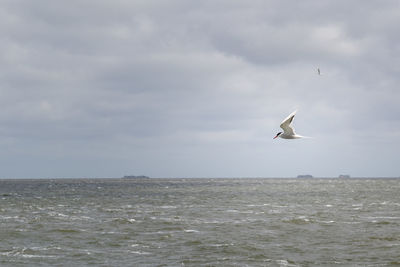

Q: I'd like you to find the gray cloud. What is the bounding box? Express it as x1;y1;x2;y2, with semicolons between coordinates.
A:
0;0;399;177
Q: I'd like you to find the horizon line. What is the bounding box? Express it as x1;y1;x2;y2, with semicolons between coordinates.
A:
0;176;399;180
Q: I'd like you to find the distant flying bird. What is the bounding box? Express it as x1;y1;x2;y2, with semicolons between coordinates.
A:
273;110;308;139
317;68;321;75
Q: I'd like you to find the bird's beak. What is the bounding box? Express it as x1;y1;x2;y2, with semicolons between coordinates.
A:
273;135;278;139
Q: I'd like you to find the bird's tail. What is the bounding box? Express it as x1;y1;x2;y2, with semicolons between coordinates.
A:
297;135;313;139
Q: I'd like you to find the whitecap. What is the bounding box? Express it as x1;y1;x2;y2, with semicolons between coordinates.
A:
184;229;199;233
21;254;58;259
208;243;231;247
226;209;239;213
318;220;335;224
130;251;151;255
276;259;299;267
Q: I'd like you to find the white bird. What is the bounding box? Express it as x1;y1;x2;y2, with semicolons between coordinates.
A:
273;110;307;139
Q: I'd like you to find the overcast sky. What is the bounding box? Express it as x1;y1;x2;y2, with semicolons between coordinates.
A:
1;0;399;178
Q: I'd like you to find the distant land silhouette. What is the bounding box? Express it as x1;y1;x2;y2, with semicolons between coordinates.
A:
122;175;150;179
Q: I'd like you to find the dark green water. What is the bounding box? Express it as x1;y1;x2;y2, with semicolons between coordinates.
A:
1;178;399;266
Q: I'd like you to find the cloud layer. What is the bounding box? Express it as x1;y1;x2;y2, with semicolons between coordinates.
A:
1;0;399;177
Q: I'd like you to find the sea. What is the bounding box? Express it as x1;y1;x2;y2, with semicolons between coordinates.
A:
1;178;399;266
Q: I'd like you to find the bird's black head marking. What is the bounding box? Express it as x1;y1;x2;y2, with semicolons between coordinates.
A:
273;132;282;139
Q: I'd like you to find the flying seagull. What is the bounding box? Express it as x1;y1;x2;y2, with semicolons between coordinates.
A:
273;110;308;139
317;68;321;75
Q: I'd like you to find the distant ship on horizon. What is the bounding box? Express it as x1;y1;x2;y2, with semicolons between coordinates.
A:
297;174;313;179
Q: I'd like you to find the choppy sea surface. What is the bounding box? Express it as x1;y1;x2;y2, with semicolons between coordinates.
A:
1;178;400;266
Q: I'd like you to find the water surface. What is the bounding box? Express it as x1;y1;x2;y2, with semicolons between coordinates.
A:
1;178;399;266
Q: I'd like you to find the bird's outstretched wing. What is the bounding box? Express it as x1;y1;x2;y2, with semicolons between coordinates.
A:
280;110;297;136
